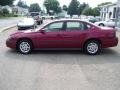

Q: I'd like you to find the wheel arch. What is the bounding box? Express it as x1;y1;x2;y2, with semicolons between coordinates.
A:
99;23;105;26
16;38;34;49
83;38;102;48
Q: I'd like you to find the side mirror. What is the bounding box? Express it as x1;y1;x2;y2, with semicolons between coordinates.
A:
40;29;45;34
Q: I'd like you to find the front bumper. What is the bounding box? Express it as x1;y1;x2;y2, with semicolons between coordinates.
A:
17;25;34;30
6;38;17;49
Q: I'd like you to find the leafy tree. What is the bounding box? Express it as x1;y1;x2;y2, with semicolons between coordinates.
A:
82;7;93;16
44;0;61;15
98;2;112;7
2;8;9;16
63;5;68;11
92;7;100;16
78;3;89;16
29;3;41;12
17;0;29;8
56;6;62;13
0;0;15;6
68;0;80;16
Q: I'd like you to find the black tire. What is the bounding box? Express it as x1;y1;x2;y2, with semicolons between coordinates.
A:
99;23;105;27
51;17;53;20
37;21;41;25
41;20;43;24
35;25;37;28
17;39;33;54
84;40;101;55
42;17;45;20
18;27;21;30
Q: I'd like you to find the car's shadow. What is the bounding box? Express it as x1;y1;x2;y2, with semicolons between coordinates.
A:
5;48;120;65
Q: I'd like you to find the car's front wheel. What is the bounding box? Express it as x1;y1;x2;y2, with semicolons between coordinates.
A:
84;40;101;55
17;40;33;54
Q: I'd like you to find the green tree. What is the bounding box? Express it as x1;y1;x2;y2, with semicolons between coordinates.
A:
2;8;9;16
98;2;112;7
92;7;100;16
17;0;29;8
56;6;62;13
44;0;61;15
82;7;93;16
0;0;15;6
68;0;80;16
63;5;68;11
78;3;89;16
29;3;41;12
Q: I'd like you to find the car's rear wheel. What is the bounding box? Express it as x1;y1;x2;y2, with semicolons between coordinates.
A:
84;40;101;55
37;21;41;25
41;20;43;24
18;27;21;30
17;40;33;54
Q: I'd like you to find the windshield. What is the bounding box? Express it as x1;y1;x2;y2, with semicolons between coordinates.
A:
22;18;34;22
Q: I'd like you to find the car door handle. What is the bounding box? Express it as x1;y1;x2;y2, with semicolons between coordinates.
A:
62;34;72;38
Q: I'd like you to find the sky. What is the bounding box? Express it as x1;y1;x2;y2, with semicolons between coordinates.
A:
14;0;117;9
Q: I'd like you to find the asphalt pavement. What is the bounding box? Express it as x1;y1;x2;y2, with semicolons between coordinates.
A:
0;17;24;29
0;26;120;90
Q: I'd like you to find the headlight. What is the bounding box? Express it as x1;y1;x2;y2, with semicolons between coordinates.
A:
7;36;16;41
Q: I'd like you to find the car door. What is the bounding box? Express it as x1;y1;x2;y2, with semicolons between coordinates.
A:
34;21;66;48
57;21;90;48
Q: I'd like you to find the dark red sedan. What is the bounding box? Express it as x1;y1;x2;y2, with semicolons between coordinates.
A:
6;19;118;55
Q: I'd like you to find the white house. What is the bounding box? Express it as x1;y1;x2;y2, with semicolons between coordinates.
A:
100;0;120;27
100;0;120;21
2;5;13;13
12;6;28;16
100;3;118;21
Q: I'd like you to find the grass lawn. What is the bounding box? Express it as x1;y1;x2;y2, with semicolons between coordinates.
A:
0;16;25;19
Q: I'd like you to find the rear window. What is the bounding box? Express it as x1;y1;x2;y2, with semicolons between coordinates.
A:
30;13;39;16
66;21;91;31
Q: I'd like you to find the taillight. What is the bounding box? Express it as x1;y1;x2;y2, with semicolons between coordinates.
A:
110;30;116;38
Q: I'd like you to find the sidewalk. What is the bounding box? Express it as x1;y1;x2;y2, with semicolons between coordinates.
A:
0;17;24;32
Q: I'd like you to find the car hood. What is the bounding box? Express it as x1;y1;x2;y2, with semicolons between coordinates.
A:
10;29;36;36
95;21;106;24
18;22;34;26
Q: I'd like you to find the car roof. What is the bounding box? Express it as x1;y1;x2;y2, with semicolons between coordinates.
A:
50;19;95;26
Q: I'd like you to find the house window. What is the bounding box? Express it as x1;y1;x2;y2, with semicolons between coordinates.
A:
113;7;117;18
109;12;112;18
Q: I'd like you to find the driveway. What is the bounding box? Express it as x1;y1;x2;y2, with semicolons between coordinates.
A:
0;26;120;90
0;17;24;29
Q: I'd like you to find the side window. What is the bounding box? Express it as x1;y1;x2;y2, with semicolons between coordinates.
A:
66;22;80;31
66;21;91;31
83;23;91;30
45;22;64;32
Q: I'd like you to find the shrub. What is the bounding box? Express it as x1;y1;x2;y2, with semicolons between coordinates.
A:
2;8;9;16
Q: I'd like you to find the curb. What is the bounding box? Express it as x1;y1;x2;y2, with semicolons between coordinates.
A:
0;24;17;33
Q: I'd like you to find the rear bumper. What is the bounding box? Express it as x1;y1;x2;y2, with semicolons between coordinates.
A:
102;37;118;48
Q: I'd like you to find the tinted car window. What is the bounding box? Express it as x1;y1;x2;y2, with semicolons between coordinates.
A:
66;21;91;31
30;13;39;16
45;22;64;32
67;22;80;30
